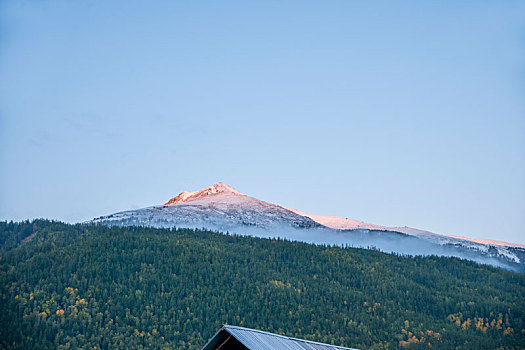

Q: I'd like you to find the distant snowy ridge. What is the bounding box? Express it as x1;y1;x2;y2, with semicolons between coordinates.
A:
287;208;523;249
90;182;525;272
444;234;525;249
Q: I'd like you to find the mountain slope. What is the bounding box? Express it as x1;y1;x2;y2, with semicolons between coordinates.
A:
90;183;525;271
93;183;322;235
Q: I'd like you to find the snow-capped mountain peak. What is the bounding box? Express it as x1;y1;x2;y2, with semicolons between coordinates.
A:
91;182;525;272
165;182;242;205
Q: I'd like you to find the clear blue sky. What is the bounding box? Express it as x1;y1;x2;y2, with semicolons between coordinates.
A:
1;0;524;243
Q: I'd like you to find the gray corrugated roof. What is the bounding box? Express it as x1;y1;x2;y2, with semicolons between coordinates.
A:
202;325;358;350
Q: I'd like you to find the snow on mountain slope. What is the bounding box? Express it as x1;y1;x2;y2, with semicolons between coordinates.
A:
288;208;522;249
92;183;322;234
90;182;525;272
444;235;525;249
165;182;241;205
287;208;383;230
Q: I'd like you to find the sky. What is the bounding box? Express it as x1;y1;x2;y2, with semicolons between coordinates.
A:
1;0;524;244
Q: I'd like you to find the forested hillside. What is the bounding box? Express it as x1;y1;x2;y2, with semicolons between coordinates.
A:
1;221;524;349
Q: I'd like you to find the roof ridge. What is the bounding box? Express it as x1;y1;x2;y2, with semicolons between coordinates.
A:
222;325;356;349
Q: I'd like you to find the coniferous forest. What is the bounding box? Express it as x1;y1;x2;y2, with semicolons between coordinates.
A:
1;220;524;349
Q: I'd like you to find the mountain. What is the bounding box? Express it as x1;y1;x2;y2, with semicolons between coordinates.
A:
93;182;321;235
90;182;525;272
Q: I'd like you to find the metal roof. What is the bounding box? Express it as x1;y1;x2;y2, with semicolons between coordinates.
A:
202;325;358;350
